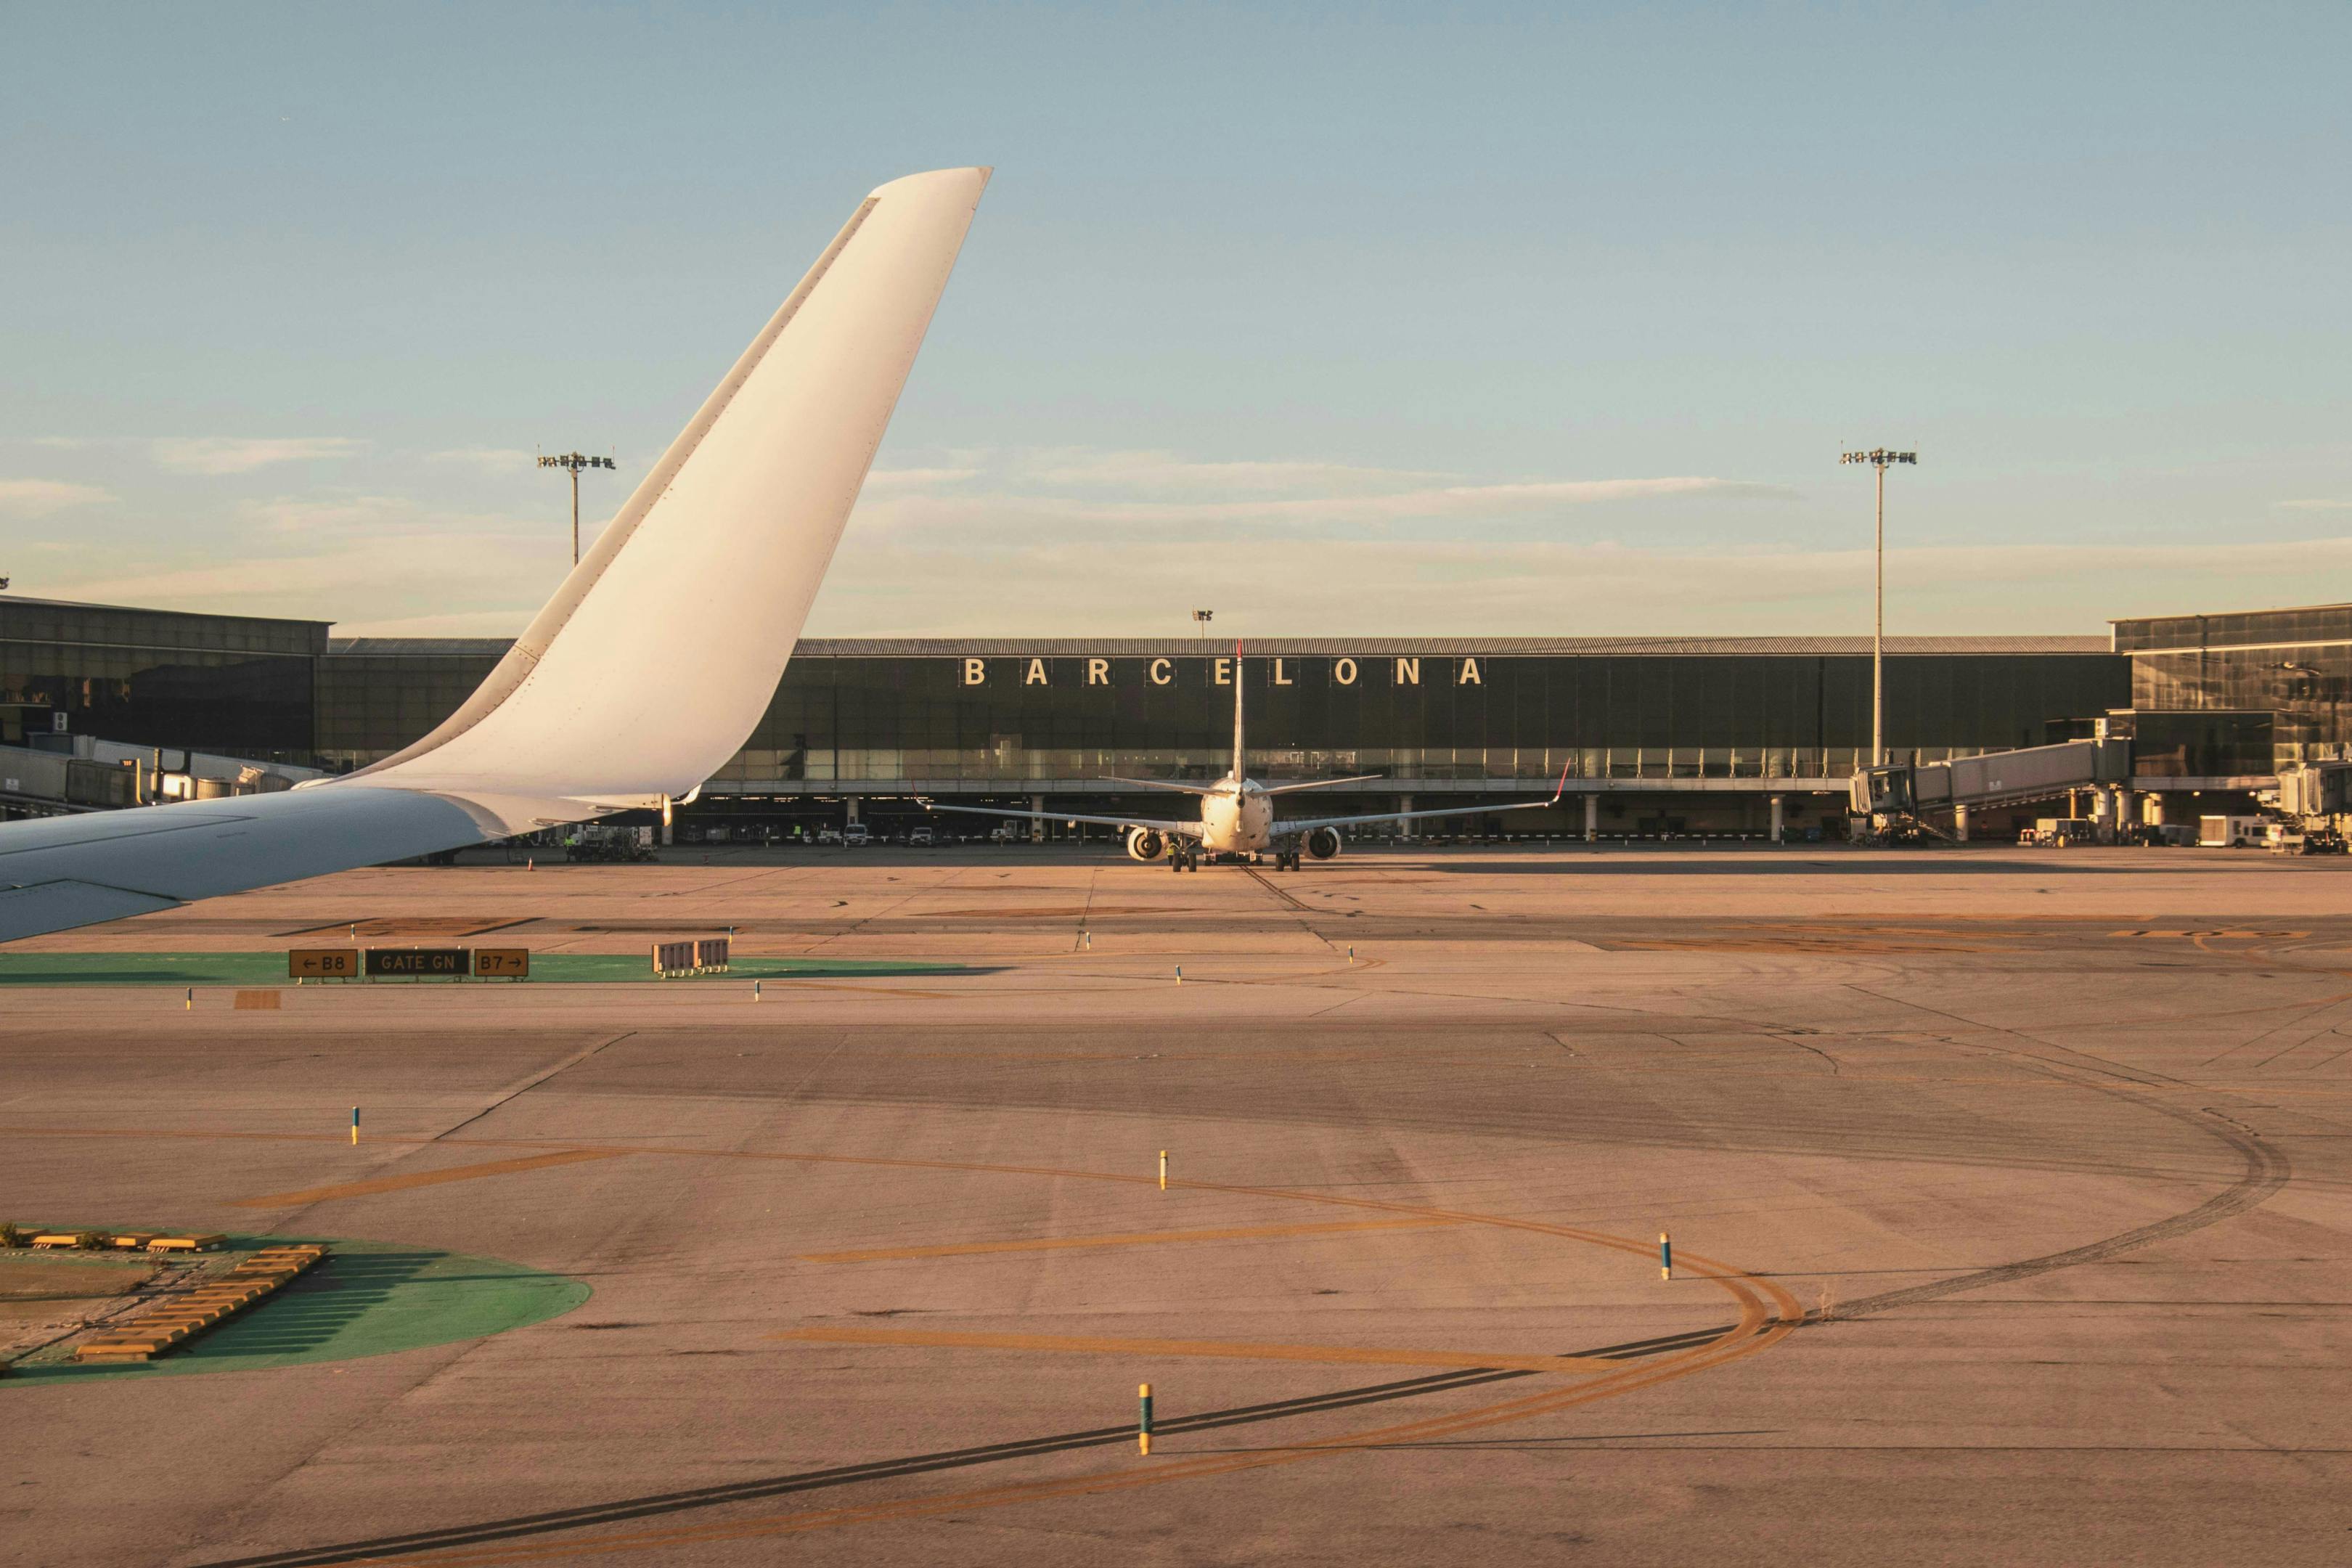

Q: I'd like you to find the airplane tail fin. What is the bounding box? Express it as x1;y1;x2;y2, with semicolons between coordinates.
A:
1231;637;1246;782
355;167;991;806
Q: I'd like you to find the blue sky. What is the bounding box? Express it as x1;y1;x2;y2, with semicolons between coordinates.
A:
4;2;2348;637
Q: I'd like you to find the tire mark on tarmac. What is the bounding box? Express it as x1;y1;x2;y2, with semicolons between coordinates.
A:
189;1318;1785;1568
173;1159;1797;1568
1832;986;2292;1320
184;1324;1731;1567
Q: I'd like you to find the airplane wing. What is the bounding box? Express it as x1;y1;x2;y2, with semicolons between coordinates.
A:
1257;773;1388;795
1097;775;1224;796
1273;764;1572;837
923;802;1205;838
0;167;990;944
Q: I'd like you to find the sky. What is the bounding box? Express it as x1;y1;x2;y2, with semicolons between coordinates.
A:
4;1;2348;640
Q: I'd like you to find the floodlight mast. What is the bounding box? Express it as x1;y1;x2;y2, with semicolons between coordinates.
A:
1192;608;1214;642
1839;448;1918;769
538;451;616;565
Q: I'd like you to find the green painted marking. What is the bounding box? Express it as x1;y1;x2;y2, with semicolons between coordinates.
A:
4;1235;589;1383
0;952;970;987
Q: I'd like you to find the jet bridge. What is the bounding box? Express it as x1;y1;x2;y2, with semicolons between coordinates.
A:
1852;738;2132;820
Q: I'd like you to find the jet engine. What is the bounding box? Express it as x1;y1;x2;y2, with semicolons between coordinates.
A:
1304;827;1344;860
1125;827;1167;862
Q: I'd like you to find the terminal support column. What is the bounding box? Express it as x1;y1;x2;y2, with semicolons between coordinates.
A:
1397;794;1413;840
1584;794;1598;843
1953;801;1969;842
1030;793;1045;844
1769;795;1785;844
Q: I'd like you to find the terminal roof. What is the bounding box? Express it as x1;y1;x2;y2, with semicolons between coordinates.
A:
327;634;2112;658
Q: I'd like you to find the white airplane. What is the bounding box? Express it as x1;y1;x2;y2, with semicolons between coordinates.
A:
0;168;990;943
929;643;1569;870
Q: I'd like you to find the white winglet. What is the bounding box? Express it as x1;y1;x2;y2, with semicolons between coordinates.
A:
356;166;991;805
0;168;989;942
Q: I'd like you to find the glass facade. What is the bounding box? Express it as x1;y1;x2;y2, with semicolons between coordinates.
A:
0;597;324;757
314;639;507;764
2113;604;2352;767
710;648;2128;789
4;603;2135;792
2102;710;2276;780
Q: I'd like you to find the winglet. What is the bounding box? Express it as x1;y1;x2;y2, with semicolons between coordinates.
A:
354;167;990;807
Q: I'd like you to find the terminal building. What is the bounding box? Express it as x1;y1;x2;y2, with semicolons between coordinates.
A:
2;591;2334;840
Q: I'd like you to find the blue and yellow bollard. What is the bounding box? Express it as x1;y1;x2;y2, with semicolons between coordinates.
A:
351;1106;361;1146
753;979;762;1003
1159;1150;1168;1191
1659;1230;1671;1281
1175;965;1182;985
184;987;193;1011
1138;1382;1153;1455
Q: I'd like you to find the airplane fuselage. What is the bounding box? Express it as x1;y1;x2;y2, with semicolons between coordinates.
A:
1196;778;1276;854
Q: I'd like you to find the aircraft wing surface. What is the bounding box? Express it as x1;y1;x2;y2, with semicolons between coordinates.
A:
924;802;1205;838
1274;766;1572;837
0;167;989;945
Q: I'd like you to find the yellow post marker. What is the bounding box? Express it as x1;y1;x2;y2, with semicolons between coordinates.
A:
1159;1150;1168;1191
351;1106;360;1146
1138;1382;1153;1455
1659;1230;1671;1281
184;987;192;1010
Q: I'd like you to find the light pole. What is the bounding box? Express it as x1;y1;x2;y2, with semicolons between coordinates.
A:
1839;448;1917;767
538;452;616;566
1192;608;1214;642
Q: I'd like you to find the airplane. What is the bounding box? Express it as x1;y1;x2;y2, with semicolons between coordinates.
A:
926;642;1571;870
0;168;990;944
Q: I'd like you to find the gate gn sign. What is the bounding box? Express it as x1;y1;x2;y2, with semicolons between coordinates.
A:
364;947;467;979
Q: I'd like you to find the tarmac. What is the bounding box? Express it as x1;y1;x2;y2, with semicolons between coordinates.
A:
2;841;2348;1566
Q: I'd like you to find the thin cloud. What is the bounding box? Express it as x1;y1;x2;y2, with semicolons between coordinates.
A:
864;465;982;489
425;446;539;472
240;494;553;540
0;478;113;516
2279;498;2352;511
150;436;367;475
854;473;1796;540
1018;449;1450;494
808;530;2352;639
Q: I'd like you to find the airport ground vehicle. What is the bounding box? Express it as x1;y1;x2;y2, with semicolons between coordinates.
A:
565;825;656;862
843;823;871;847
816;827;843;846
908;825;935;847
2200;814;2267;848
2020;817;2098;847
